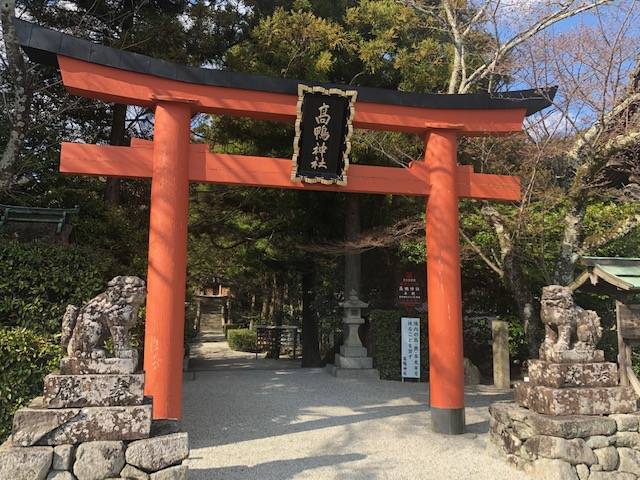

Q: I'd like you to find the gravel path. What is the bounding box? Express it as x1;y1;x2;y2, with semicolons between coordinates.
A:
182;341;525;480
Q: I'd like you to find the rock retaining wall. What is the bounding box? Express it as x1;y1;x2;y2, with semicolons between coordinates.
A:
1;429;189;480
489;402;640;480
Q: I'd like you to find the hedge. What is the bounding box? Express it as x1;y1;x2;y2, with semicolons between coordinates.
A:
370;310;428;381
0;327;62;441
224;324;245;338
227;328;257;352
0;240;116;333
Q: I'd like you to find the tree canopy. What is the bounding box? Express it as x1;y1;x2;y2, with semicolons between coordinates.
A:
1;0;639;367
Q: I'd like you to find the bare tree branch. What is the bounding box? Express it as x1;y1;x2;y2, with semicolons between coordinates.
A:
461;0;614;93
460;227;504;277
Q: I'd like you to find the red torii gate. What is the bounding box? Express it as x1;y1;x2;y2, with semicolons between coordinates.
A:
16;19;554;435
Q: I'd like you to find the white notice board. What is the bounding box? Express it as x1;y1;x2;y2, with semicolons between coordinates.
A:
401;317;420;379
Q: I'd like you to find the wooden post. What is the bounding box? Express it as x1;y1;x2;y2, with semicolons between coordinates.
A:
143;101;191;420
425;130;465;434
491;318;511;390
617;302;630;387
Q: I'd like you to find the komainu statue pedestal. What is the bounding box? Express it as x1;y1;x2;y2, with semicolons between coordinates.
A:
490;286;640;480
0;277;190;480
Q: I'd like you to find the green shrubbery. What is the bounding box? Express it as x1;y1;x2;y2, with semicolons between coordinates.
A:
224;324;244;338
227;328;257;352
0;240;120;441
0;327;63;441
0;240;116;333
370;310;428;381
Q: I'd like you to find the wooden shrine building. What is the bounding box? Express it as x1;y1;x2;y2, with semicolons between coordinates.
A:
572;257;640;398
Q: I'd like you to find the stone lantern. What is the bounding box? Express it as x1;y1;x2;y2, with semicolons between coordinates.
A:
334;290;373;370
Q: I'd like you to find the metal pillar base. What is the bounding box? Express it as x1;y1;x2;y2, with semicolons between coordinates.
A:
431;407;465;435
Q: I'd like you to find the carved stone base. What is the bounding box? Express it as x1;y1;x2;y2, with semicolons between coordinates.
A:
43;374;144;408
539;349;605;364
60;354;139;375
515;382;637;416
528;360;619;388
12;404;152;446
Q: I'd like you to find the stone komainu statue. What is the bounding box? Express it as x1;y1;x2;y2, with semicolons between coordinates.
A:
539;285;602;361
61;276;146;359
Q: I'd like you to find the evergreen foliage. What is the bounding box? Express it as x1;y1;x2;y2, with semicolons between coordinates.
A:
370;310;428;381
227;328;258;353
0;240;117;333
0;327;62;441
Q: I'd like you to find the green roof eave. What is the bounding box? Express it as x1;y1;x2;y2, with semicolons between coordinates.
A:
571;257;640;294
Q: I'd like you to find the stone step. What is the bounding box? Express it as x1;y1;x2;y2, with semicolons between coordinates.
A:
43;374;144;408
515;382;638;416
528;360;619;388
12;404;152;446
489;401;619;438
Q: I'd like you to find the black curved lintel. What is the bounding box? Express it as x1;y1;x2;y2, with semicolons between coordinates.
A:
13;18;557;116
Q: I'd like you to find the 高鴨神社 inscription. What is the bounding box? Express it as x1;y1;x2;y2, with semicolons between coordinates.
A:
291;85;357;185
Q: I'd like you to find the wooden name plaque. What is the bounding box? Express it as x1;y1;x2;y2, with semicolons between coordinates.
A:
617;303;640;340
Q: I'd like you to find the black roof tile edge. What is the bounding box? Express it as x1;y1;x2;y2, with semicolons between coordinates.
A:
14;18;557;116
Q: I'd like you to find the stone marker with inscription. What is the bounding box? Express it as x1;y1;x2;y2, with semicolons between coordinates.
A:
489;285;640;480
0;277;190;480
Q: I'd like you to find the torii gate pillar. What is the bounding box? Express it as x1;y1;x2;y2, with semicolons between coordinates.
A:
143;102;191;419
425;130;465;434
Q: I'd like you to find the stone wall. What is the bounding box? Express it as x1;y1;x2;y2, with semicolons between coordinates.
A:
1;421;188;480
489;402;640;480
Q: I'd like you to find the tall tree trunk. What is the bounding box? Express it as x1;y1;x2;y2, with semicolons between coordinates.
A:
483;205;542;358
301;263;321;367
0;0;33;191
260;297;270;322
260;274;271;322
554;198;587;285
502;249;542;358
250;293;256;314
344;194;361;296
267;273;284;359
104;104;127;206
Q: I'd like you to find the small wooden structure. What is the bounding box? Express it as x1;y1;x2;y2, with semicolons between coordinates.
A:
255;325;299;360
571;256;640;396
0;204;78;243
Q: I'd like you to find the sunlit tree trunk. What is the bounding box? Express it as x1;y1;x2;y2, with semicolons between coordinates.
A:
0;0;33;191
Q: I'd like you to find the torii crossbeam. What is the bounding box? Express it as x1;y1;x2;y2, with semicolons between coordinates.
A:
15;18;555;435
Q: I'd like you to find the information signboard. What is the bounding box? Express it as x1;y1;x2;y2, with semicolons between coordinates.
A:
401;317;420;379
397;271;424;308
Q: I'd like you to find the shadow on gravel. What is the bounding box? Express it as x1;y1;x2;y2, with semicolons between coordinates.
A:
188;453;367;480
184;369;514;449
190;402;427;448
